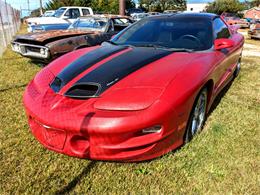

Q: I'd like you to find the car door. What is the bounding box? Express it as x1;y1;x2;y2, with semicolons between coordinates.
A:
213;17;237;94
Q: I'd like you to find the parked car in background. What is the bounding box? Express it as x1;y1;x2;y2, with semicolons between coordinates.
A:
126;8;145;17
223;17;250;28
132;13;150;21
148;12;161;16
248;23;260;39
42;10;56;17
26;7;94;32
12;15;133;63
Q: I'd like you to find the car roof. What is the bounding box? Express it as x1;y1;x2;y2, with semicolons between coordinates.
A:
149;12;218;20
78;15;130;19
60;7;92;9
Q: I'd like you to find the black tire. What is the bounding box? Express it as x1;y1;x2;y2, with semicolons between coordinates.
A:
234;57;241;77
184;88;208;143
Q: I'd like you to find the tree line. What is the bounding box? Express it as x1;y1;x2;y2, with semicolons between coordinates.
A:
44;0;187;13
29;0;260;17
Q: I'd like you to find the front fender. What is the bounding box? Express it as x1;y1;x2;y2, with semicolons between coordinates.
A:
47;35;88;56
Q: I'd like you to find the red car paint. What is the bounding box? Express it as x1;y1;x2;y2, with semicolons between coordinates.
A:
23;14;244;162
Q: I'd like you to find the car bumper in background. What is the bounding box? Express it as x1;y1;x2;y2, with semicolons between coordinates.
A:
11;42;50;59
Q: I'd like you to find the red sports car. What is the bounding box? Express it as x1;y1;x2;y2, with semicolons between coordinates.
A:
24;13;244;162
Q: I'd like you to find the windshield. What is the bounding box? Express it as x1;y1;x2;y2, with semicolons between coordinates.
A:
43;11;54;17
133;14;149;19
112;17;213;51
69;17;108;31
53;8;66;18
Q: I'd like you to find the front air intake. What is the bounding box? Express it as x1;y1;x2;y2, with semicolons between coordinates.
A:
64;83;101;99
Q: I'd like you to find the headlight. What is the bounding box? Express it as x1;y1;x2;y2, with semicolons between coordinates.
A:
40;48;46;55
12;44;20;52
40;48;49;57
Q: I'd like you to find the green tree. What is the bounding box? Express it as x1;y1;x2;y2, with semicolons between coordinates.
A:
45;0;92;10
249;0;260;7
91;0;135;14
138;0;186;12
205;0;245;15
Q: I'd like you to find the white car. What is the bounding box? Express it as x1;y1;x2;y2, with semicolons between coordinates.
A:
132;13;150;21
26;7;94;32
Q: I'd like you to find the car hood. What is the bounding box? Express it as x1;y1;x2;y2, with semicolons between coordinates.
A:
15;29;99;42
28;44;211;112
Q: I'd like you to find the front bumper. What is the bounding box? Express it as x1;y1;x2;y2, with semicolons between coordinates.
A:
25;109;183;162
23;79;184;162
11;42;50;60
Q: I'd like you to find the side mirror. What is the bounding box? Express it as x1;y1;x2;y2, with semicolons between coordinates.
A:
214;38;234;50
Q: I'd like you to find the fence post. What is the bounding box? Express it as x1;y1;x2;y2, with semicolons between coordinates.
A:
0;8;7;47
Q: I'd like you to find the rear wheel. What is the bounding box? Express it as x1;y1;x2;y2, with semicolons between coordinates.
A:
184;88;208;143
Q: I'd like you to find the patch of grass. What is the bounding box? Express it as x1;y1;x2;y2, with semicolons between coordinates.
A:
0;26;259;194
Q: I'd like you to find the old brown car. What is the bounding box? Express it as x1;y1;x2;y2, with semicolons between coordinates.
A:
248;23;260;39
11;15;133;63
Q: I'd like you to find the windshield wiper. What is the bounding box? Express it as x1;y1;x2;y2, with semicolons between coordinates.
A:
135;44;168;50
169;48;194;52
104;40;118;45
134;44;194;52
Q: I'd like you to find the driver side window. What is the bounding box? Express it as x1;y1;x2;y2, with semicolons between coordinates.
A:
213;18;231;39
64;8;80;19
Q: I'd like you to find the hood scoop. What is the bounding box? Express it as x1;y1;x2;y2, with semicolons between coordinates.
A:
64;83;101;99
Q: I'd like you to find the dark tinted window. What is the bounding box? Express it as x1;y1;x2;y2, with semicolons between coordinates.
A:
113;17;213;51
82;9;90;16
213;18;231;39
65;8;80;19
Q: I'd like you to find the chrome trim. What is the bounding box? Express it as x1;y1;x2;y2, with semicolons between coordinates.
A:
11;42;50;59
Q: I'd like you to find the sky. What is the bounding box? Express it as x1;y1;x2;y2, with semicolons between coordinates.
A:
5;0;50;17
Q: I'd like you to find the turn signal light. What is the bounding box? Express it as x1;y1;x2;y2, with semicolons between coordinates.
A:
142;125;162;134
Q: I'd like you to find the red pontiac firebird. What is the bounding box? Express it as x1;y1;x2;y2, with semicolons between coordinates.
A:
24;13;244;162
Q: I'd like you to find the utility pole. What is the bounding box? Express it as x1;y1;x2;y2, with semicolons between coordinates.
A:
119;0;125;16
27;0;30;15
40;0;43;15
4;0;13;38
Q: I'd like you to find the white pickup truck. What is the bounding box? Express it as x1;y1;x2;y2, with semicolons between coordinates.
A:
26;7;94;32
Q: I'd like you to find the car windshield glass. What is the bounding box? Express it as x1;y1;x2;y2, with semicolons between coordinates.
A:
53;8;66;18
43;11;54;17
112;17;213;51
114;18;132;25
69;17;108;31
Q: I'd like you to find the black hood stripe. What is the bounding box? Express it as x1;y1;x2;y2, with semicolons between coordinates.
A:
68;47;172;97
52;45;127;92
